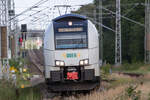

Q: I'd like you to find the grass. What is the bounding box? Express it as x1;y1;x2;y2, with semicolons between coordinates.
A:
16;74;31;88
64;85;128;100
62;73;150;100
0;79;41;100
112;62;150;74
0;80;16;100
18;87;41;100
0;57;40;100
62;63;150;100
1;63;150;100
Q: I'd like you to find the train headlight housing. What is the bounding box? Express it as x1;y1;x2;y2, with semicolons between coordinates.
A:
84;59;89;65
79;60;84;65
79;59;89;66
60;61;65;66
56;61;60;66
55;60;65;66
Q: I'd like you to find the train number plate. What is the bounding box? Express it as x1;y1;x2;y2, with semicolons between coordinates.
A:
67;72;78;80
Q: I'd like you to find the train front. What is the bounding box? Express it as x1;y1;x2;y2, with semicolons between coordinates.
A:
44;14;100;91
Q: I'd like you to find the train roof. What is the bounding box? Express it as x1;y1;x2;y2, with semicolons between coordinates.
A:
53;14;87;22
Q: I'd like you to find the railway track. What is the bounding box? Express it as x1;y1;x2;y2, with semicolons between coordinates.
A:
27;49;61;99
27;49;44;75
117;72;144;77
38;83;60;100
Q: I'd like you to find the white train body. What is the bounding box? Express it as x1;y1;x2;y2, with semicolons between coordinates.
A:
43;14;100;91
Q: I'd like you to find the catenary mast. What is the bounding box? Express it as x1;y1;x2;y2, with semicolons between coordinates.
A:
115;0;122;65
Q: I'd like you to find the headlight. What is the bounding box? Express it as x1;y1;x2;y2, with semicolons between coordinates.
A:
79;60;84;65
84;59;89;65
56;61;60;66
60;61;65;66
55;60;65;66
79;59;89;66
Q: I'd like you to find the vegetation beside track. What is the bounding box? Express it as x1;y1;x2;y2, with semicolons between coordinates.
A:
112;62;150;74
1;61;150;100
0;57;41;100
63;72;150;100
59;63;150;100
0;79;41;100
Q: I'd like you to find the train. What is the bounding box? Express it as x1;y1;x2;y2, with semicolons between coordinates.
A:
43;14;100;91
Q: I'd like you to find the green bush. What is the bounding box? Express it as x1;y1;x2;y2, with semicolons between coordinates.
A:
9;59;20;68
121;62;144;71
126;85;141;100
100;64;112;79
148;93;150;100
101;64;111;74
9;57;25;70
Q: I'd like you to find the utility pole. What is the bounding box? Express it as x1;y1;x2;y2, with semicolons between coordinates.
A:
94;9;97;22
99;0;103;65
115;0;122;65
0;0;7;26
8;0;16;58
0;0;15;59
145;0;150;63
0;0;8;59
95;0;103;65
0;0;10;79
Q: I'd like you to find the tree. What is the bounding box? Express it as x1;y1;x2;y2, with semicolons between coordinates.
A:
73;0;145;64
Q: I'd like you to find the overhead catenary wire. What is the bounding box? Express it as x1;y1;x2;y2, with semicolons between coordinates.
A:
13;0;145;30
103;3;141;7
97;5;145;27
19;7;49;22
10;0;49;21
123;4;139;16
74;3;144;27
88;17;115;32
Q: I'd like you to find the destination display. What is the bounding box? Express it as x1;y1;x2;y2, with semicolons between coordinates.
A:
58;27;83;32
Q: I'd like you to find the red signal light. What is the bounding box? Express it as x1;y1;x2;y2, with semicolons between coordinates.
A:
19;38;23;46
19;38;23;43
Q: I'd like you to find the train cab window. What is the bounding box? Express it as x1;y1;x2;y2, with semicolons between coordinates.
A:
55;32;88;49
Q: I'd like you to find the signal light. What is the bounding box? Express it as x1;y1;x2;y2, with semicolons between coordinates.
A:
19;38;23;43
21;24;27;32
19;37;23;45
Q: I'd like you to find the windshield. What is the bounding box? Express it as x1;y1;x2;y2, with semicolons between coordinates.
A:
55;32;88;49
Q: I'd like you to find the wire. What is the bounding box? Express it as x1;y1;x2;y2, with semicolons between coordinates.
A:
98;5;145;27
103;3;140;7
72;4;144;27
123;4;139;16
10;0;49;21
18;7;49;22
88;17;115;32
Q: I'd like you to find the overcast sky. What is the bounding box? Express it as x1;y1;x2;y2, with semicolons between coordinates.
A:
14;0;93;14
14;0;93;29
